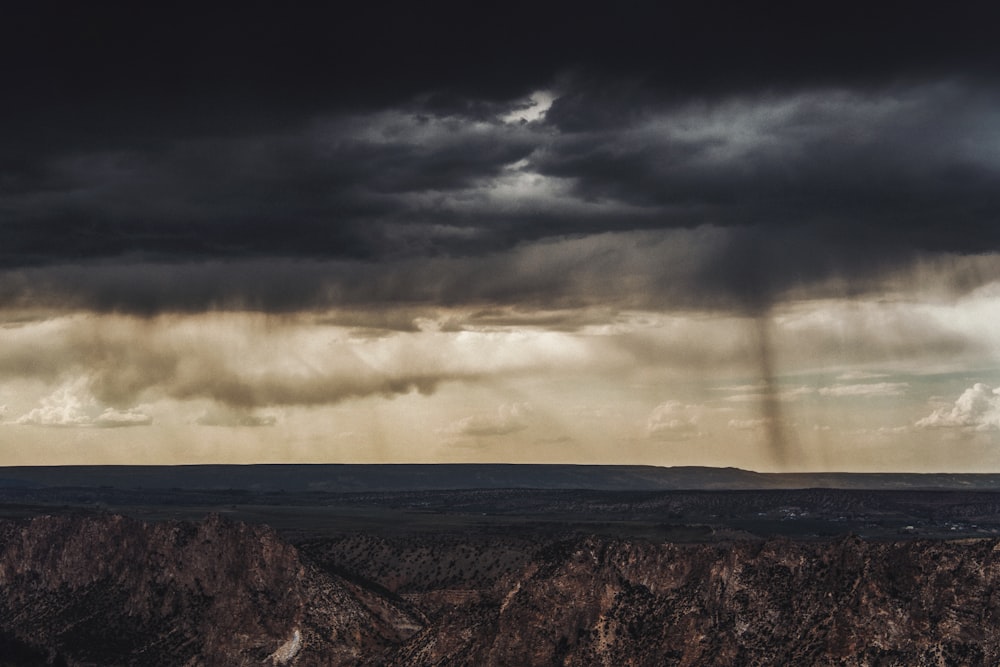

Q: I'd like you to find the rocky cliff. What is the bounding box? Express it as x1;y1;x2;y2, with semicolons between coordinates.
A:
3;514;1000;665
314;533;1000;666
390;536;1000;666
0;514;420;666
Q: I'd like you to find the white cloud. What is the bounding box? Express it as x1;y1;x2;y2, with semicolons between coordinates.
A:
16;377;151;428
440;402;532;438
647;401;701;440
500;90;556;124
916;383;1000;431
818;382;909;397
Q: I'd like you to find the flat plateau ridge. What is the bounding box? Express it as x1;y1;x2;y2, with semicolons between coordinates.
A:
3;464;1000;491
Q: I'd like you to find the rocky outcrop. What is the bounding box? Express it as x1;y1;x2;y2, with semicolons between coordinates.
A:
0;514;420;666
391;536;1000;666
4;514;1000;666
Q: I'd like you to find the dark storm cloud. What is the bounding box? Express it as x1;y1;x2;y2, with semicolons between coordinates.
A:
0;234;710;313
2;2;1000;313
6;2;997;127
7;84;999;268
540;83;1000;239
8;230;999;319
0;111;542;266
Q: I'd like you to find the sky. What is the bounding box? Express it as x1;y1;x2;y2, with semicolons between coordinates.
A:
2;2;1000;470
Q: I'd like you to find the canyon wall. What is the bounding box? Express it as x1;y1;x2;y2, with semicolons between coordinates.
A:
2;515;999;665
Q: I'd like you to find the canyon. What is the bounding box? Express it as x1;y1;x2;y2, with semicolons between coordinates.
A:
2;477;1000;665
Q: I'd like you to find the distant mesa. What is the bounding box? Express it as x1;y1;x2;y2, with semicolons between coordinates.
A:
0;464;998;492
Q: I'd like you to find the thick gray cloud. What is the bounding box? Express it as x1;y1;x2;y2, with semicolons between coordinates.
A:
6;84;1000;267
2;4;1000;316
541;84;1000;243
4;229;1000;319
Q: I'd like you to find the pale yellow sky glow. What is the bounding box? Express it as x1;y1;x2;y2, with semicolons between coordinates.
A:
2;261;999;470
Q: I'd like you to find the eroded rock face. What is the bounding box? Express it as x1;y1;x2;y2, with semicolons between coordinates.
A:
4;515;1000;666
390;536;1000;666
0;514;420;666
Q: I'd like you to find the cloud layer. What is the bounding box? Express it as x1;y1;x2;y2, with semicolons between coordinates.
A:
2;4;1000;469
3;81;1000;315
4;5;999;317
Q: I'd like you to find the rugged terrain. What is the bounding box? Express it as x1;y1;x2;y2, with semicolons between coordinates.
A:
2;509;1000;666
311;532;1000;666
0;514;420;666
